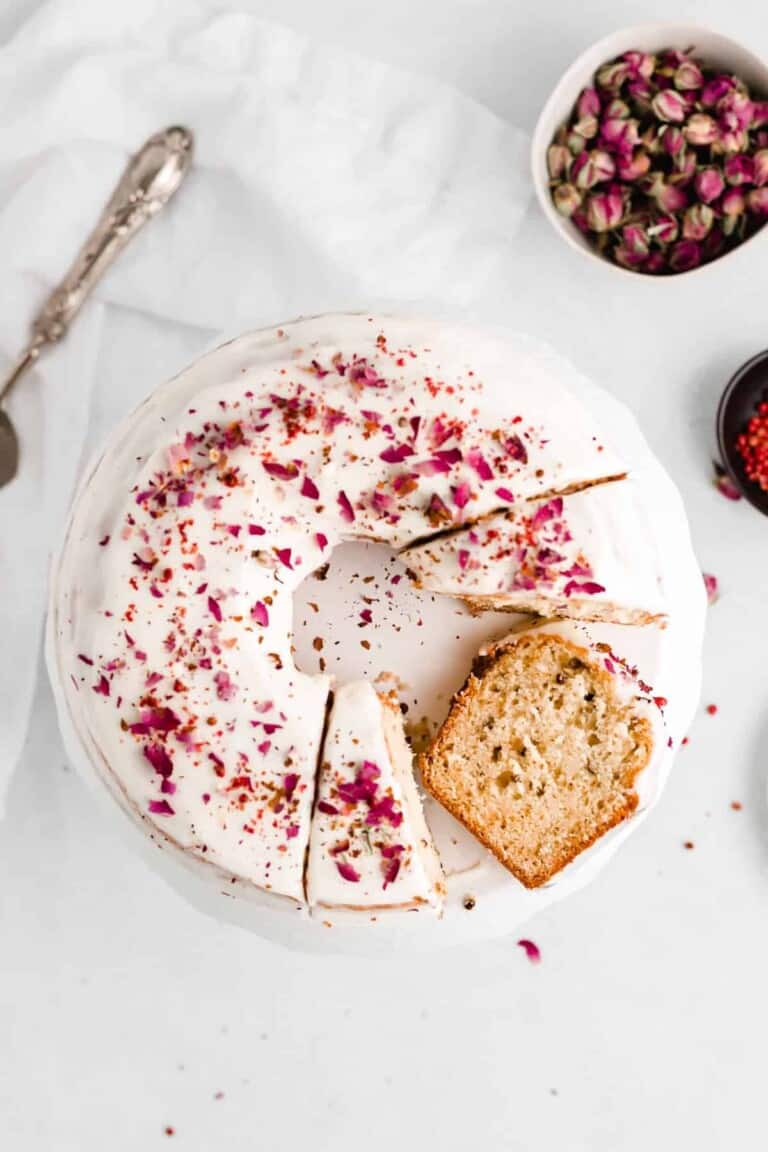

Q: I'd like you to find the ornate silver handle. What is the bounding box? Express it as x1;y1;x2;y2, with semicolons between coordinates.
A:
0;125;193;487
28;125;194;350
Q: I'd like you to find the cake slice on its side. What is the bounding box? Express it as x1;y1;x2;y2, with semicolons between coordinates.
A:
419;627;656;889
402;480;666;626
306;682;445;912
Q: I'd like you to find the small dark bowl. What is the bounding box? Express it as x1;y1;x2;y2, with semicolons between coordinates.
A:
716;350;768;516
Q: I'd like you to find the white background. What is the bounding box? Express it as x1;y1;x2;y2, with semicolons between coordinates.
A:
2;1;768;1150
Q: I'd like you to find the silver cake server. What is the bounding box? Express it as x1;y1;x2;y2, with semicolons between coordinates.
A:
0;125;194;488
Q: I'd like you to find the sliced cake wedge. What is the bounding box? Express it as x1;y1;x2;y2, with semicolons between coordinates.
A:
419;623;658;888
403;479;666;625
307;682;444;912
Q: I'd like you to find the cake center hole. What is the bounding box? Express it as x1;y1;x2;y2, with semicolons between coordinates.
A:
291;540;519;740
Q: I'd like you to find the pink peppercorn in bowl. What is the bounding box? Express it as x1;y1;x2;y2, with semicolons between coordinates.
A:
531;24;768;277
716;349;768;515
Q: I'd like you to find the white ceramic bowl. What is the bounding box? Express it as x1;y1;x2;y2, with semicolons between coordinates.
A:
531;23;768;276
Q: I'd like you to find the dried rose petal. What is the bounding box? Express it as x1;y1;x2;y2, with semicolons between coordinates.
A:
714;470;742;501
517;938;541;964
702;572;719;605
336;861;361;883
251;601;269;627
148;800;175;817
337;490;355;523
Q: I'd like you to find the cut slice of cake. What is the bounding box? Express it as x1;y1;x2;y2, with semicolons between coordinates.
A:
419;624;658;888
402;480;666;626
306;681;445;912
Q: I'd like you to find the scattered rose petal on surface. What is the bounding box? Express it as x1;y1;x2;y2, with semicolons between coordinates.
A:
703;572;719;604
517;938;541;964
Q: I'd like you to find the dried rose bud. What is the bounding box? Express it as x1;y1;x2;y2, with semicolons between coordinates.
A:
753;150;768;187
661;125;685;156
652;178;688;213
747;187;768;215
652;88;687;123
701;75;735;107
622;50;655;80
566;130;587;156
724;154;754;186
682;203;714;240
758;131;768;149
571;206;589;233
613;243;646;269
604;98;630;120
669;239;701;272
622;223;649;258
670;149;697;187
753;102;768;129
596;60;629;92
627;76;652;108
702;225;725;261
616;149;651;181
644;250;666;273
547;144;571;180
658;49;685;72
721;187;746;217
675;59;704;91
600;117;640;152
586;190;624;232
572;113;599;140
715;128;748;155
647;214;679;244
572;149;615;189
577;87;601;119
719;91;754;132
553;182;582;217
695;167;725;203
684;113;719;145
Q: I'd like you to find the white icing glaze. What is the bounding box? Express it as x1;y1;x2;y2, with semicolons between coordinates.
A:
404;479;666;624
307;682;444;912
51;315;624;904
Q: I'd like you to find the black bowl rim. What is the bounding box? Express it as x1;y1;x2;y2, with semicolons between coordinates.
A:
716;348;768;514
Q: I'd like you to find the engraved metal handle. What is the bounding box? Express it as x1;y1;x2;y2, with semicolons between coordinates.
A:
28;125;194;351
0;125;194;486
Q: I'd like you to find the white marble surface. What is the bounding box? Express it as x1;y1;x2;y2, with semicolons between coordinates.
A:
2;1;768;1149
